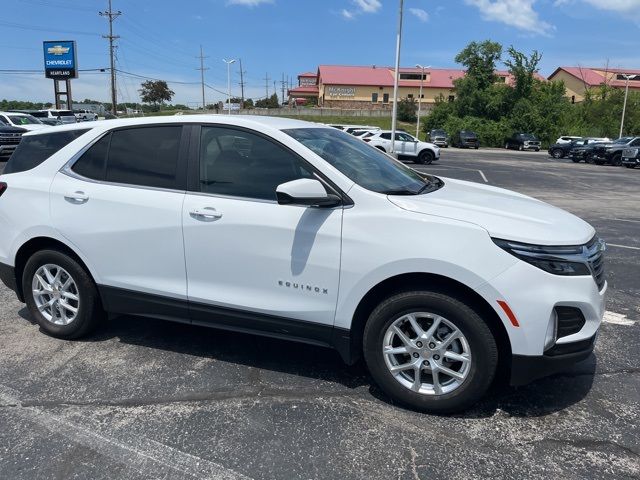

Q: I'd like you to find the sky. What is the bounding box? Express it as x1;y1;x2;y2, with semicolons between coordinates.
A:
1;0;639;106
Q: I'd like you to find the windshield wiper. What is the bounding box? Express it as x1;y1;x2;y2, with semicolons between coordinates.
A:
381;188;420;195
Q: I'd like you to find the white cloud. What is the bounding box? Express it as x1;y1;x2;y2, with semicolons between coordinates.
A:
341;9;355;19
409;7;429;22
226;0;273;6
577;0;640;11
465;0;554;35
340;0;381;20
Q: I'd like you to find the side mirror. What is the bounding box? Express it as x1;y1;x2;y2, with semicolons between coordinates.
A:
276;178;341;208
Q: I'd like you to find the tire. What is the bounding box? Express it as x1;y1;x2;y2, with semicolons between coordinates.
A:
612;154;622;166
594;159;605;165
417;150;434;165
23;249;104;339
363;291;498;413
518;145;523;151
571;158;581;163
504;143;510;150
474;146;479;150
551;149;564;159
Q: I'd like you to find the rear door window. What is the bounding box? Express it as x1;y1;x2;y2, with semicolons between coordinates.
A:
71;134;111;180
3;129;90;175
105;126;183;190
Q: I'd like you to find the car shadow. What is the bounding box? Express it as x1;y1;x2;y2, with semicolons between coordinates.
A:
18;308;596;417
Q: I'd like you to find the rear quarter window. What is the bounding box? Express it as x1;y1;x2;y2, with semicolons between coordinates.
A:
3;129;89;175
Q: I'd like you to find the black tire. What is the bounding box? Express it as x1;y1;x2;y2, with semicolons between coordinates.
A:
363;291;498;413
612;154;622;166
594;159;605;165
571;158;581;163
474;146;479;150
22;249;104;339
417;150;434;165
518;145;524;151
551;149;564;159
504;143;510;150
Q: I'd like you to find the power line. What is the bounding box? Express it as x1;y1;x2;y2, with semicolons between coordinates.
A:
196;46;209;110
99;0;122;115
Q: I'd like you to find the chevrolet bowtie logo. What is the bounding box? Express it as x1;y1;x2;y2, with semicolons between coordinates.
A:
47;45;70;55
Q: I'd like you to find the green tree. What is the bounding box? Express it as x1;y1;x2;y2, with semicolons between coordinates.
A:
397;97;417;122
138;80;175;106
243;98;254;109
454;40;502;91
255;93;279;109
504;46;543;102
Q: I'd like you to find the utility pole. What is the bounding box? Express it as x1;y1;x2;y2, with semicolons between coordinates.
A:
99;0;121;116
273;80;277;103
238;58;246;108
281;72;286;106
264;73;270;99
390;0;404;155
196;45;209;110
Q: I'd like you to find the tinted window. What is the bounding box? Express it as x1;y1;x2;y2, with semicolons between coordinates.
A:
631;139;640;146
284;128;437;195
105;126;182;189
199;127;314;201
4;129;89;175
71;134;110;180
380;133;391;140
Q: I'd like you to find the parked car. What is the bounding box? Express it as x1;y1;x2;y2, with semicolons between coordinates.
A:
37;109;78;125
0;116;606;413
569;142;606;163
0;112;47;131
428;129;449;148
622;146;640;168
365;130;440;164
0;121;26;159
451;130;480;149
352;128;380;138
504;133;541;151
13;110;64;126
73;109;98;122
598;137;640;166
555;136;582;145
548;138;607;160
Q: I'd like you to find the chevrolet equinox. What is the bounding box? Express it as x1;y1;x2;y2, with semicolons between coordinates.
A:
0;116;606;413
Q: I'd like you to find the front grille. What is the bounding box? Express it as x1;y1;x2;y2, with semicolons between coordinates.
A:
555;306;586;338
585;236;606;290
623;148;638;158
0;133;22;145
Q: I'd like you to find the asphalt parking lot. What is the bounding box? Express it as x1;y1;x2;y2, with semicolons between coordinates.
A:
0;149;639;480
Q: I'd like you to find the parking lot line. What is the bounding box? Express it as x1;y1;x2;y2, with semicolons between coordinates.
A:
607;243;640;251
603;311;636;326
478;170;488;183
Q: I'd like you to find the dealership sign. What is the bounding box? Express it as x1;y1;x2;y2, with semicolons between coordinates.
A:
327;86;356;97
43;41;78;79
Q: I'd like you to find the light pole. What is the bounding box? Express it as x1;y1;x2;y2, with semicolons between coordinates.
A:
619;74;632;138
415;64;430;139
389;0;404;155
223;58;236;114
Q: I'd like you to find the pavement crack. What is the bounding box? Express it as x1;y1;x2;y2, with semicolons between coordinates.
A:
530;437;639;458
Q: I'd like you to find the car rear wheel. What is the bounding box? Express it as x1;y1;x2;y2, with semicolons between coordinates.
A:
23;249;104;339
363;291;498;413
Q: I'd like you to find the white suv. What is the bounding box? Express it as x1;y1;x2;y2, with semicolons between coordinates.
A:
365;130;440;164
0;116;606;413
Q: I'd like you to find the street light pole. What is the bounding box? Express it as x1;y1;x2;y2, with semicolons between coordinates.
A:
619;74;632;138
223;58;236;114
415;64;430;138
390;0;404;155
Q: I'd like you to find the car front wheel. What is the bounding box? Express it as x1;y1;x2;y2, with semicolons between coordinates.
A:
417;150;434;165
551;149;564;159
23;249;104;339
363;291;498;413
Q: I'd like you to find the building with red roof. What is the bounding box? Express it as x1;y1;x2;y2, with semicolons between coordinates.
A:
548;67;640;103
288;64;545;109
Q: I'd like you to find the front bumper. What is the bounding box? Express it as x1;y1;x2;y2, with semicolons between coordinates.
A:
523;143;541;150
622;157;639;166
0;145;17;157
510;334;596;385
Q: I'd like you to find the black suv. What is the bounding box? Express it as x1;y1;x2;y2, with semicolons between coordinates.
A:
451;130;479;149
428;129;449;148
572;137;640;165
622;145;640;168
504;133;541;151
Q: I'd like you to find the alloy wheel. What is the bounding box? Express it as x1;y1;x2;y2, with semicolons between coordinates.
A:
31;264;80;326
382;312;471;395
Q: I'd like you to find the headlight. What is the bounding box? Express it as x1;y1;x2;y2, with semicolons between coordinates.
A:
492;238;591;276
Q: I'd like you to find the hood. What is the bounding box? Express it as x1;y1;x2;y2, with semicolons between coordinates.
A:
388;178;595;246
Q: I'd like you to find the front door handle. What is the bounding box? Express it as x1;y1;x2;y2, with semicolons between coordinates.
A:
64;191;89;204
190;207;223;221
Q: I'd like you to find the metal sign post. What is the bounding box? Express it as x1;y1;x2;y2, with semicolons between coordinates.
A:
43;40;78;110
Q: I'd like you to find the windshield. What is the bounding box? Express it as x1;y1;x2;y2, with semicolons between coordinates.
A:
613;137;633;144
431;130;446;136
520;133;537;140
283;128;441;195
8;115;42;125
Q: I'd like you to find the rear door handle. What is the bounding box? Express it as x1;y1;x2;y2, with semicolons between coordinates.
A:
64;191;89;204
190;207;223;221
